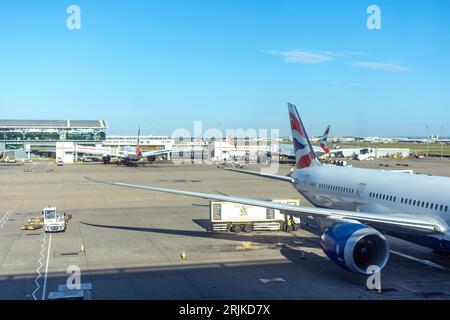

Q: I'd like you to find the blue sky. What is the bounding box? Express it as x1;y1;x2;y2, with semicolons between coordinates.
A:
0;0;449;137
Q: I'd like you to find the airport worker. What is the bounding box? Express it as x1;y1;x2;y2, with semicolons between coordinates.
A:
286;216;293;232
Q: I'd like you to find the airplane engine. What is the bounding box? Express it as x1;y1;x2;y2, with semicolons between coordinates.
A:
320;222;390;275
147;155;157;163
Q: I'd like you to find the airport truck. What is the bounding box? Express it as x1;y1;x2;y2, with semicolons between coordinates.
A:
43;206;67;232
210;199;300;232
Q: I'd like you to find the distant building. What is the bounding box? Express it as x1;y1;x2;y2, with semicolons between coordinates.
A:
0;120;107;159
103;135;173;151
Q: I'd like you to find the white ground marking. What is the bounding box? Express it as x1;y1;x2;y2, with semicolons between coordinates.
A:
0;211;12;229
31;232;52;300
391;250;448;271
41;233;52;300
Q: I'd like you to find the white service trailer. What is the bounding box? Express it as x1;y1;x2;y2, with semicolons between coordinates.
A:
210;199;300;232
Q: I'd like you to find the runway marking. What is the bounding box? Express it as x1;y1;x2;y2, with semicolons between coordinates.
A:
31;233;52;300
0;211;12;230
42;233;52;300
259;277;286;284
391;250;448;271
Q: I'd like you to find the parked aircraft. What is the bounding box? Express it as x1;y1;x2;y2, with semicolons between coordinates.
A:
87;104;450;275
102;128;169;166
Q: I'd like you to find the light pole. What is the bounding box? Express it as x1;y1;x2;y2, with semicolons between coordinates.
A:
426;125;429;157
441;125;444;159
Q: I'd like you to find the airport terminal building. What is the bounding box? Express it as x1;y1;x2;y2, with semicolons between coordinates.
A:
0;120;177;163
0;120;107;160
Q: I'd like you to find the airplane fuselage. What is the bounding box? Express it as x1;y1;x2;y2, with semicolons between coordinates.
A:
291;164;450;252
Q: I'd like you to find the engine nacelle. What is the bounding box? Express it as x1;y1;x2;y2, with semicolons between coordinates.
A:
147;155;157;162
320;222;390;275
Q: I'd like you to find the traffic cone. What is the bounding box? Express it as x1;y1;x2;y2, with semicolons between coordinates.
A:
181;251;186;260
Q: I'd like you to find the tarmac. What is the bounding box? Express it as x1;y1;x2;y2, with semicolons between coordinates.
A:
0;158;449;300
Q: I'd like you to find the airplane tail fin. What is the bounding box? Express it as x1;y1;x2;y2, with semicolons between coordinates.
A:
136;127;142;157
320;125;331;153
287;103;317;169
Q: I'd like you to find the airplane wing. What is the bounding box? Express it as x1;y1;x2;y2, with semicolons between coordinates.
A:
224;167;296;183
85;177;445;234
141;149;170;157
278;145;325;157
312;145;326;155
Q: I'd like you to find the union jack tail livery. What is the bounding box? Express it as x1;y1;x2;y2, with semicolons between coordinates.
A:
320;125;331;153
288;103;317;169
136;127;142;157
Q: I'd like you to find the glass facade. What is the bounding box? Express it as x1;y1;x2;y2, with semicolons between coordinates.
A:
0;126;106;142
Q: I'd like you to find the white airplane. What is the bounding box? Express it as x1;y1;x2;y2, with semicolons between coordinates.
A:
102;128;169;166
87;103;450;275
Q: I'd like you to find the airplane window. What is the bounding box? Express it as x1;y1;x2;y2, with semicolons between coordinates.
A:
445;206;448;212
426;203;429;209
389;196;393;201
382;195;386;200
369;192;372;197
394;197;396;202
401;198;403;203
421;201;424;207
409;199;412;205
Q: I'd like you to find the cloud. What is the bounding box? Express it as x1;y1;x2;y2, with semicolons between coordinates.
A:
267;50;408;73
267;49;364;65
351;61;410;73
268;49;334;64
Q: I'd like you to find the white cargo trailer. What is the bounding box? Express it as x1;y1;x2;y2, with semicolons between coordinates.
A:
210;199;300;232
